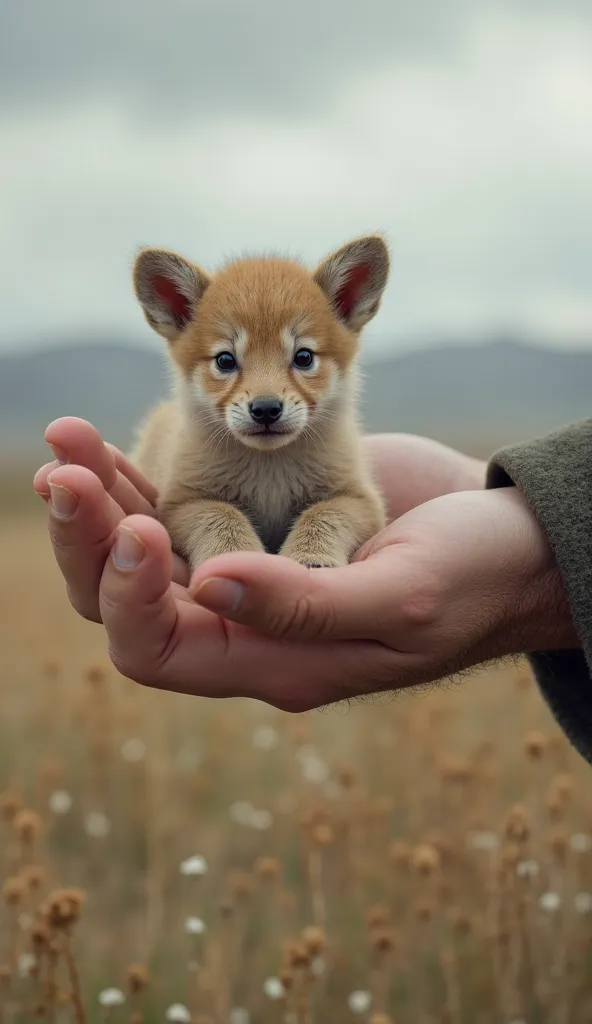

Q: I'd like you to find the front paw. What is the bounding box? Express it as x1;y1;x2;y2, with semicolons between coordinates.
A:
284;551;349;570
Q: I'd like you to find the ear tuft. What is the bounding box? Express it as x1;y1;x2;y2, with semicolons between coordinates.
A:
133;248;210;342
314;235;390;332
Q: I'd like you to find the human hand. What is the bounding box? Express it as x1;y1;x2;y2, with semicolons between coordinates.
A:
190;488;578;707
36;417;556;710
33;417;189;623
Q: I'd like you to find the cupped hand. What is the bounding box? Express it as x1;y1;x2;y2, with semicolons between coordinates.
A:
36;417;561;711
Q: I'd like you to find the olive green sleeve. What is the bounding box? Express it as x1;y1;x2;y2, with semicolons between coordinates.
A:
486;419;592;764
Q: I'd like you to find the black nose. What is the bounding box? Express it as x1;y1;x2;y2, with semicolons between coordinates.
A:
249;396;283;426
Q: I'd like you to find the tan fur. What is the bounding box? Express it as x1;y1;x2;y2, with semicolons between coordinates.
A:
129;236;390;570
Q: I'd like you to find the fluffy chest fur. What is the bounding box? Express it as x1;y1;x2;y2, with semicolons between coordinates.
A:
165;419;361;553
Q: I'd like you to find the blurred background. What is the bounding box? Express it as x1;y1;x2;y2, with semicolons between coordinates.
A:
0;4;592;1020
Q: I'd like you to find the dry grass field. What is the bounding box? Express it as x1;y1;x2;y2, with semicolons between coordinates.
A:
1;498;591;1023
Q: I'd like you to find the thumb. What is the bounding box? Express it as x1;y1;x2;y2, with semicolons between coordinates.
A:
188;551;401;641
100;514;179;684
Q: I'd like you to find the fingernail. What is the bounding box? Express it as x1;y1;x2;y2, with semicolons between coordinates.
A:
191;577;245;614
49;481;79;520
49;444;68;466
113;527;146;571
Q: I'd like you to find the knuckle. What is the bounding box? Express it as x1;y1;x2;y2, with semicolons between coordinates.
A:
267;591;335;640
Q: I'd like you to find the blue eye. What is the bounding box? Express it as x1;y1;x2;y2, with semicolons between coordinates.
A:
293;348;314;369
216;352;237;372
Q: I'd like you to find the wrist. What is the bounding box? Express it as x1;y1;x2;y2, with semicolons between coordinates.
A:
487;490;579;658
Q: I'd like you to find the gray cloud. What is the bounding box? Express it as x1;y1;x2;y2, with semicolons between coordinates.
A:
0;1;591;352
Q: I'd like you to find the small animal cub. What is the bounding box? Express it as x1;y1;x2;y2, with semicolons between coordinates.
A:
129;235;389;571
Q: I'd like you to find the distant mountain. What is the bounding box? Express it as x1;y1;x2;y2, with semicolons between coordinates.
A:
1;337;591;466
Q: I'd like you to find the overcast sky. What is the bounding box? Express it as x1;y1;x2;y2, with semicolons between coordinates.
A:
1;0;591;355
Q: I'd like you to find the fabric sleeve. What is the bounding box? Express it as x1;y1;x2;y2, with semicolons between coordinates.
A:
486;419;592;764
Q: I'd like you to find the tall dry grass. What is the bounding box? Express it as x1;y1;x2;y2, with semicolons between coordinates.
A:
1;506;592;1023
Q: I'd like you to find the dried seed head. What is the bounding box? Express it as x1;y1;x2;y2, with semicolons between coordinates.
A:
336;763;357;790
0;791;23;823
229;870;255;901
410;844;441;876
43;658;62;680
278;967;295;991
85;663;108;686
425;829;455;864
30;923;51;950
523;730;547;760
2;877;27;906
21;865;45;892
0;965;12;986
388;840;411;868
504;805;531;843
42;888;85;930
370;1015;393;1024
440;758;473;785
546;792;564;821
13;810;44;846
551;774;574;804
284;941;310;969
127;963;149;994
254;856;281;880
449;908;472;935
218;899;234;919
365;905;391;931
370;927;396;954
415;900;435;923
301;926;326;957
311;824;334;847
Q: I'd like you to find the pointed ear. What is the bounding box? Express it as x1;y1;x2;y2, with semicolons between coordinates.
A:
132;248;211;342
314;235;390;332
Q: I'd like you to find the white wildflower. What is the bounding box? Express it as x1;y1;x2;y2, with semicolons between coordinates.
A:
175;742;202;772
229;1010;250;1024
229;801;256;826
18;953;36;978
185;916;206;935
516;859;539;879
250;809;273;830
85;811;111;838
467;831;499;852
539;891;561;912
121;738;146;763
99;988;125;1007
570;833;592;853
252;725;280;751
574;892;592;914
263;977;285;1000
348;990;372;1014
165;1004;191;1023
300;755;329;785
180;855;208;877
49;789;72;815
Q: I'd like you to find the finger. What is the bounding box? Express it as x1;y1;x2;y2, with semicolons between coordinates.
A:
34;460;62;499
188;550;412;642
44;464;122;622
99;514;180;682
106;444;158;505
45;417;156;515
